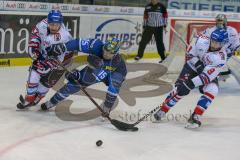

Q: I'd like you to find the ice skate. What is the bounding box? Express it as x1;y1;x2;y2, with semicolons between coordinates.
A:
17;94;42;110
153;109;166;123
96;104;112;122
41;101;55;111
185;113;201;129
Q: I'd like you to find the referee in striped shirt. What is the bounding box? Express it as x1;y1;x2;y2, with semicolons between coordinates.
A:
135;0;168;63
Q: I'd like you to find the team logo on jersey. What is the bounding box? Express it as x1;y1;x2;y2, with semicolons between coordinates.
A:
105;66;116;71
219;51;225;60
54;33;61;41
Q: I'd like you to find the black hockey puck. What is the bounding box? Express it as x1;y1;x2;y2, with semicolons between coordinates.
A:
96;140;103;147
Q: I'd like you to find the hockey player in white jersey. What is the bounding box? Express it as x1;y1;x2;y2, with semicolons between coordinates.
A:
17;10;73;109
154;28;229;128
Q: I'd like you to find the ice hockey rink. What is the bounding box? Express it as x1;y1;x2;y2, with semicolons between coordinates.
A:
0;59;240;160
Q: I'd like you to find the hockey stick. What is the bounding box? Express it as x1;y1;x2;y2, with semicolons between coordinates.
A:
133;105;161;126
170;25;189;48
130;27;187;126
130;92;178;127
57;61;138;131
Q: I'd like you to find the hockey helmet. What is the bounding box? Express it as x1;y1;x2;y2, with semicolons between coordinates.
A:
210;28;228;50
103;37;121;54
48;10;63;24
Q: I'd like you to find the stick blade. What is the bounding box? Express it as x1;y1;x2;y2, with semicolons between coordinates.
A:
111;119;138;132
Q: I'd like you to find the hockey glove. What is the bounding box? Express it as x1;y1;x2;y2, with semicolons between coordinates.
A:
65;69;81;83
29;51;40;60
46;43;67;58
28;40;41;60
87;55;104;69
177;79;195;96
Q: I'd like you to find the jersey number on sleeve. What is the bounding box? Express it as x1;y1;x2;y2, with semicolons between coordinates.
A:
207;68;215;75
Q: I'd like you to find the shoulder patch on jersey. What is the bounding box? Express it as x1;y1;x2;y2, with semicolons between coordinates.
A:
104;66;116;71
218;51;226;60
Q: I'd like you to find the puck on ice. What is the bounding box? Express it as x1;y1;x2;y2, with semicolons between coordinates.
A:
96;140;103;147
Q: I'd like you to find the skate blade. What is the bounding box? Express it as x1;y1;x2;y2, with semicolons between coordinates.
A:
152;119;167;123
185;122;200;129
16;107;30;111
152;120;162;123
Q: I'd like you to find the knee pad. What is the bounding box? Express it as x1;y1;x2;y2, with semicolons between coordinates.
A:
203;83;219;97
177;89;190;96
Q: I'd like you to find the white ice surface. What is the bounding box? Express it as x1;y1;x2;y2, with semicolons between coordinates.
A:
0;61;240;160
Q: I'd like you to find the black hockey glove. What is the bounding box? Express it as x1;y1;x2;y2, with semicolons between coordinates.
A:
87;55;104;69
65;69;81;83
46;43;67;58
177;79;195;96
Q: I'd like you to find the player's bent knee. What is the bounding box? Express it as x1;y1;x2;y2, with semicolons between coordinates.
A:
58;82;81;96
178;89;190;96
203;83;219;97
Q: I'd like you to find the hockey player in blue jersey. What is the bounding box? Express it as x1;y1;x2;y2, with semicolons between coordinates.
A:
40;37;127;116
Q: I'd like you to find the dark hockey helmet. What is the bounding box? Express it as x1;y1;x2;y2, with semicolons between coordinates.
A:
215;14;227;29
48;10;63;24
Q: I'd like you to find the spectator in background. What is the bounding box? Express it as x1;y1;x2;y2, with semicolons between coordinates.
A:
135;0;168;63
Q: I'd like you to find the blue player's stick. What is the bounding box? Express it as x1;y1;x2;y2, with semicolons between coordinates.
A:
57;61;139;132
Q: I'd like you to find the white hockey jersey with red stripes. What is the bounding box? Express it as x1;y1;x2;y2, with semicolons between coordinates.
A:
28;18;73;62
187;36;227;86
